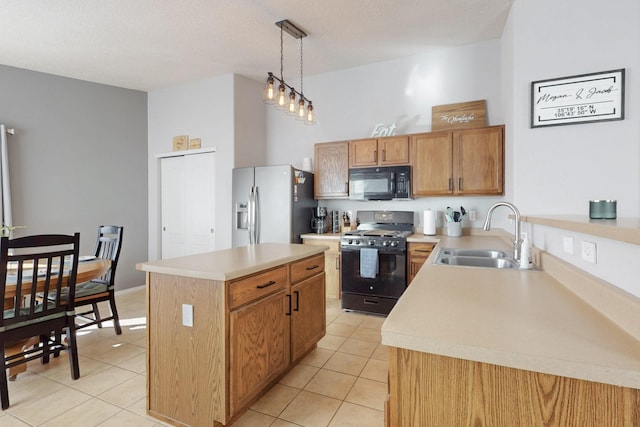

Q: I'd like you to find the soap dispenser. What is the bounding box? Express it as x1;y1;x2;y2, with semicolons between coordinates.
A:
519;233;531;269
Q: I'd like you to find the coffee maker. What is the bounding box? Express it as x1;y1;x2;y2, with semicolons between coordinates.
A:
310;207;329;233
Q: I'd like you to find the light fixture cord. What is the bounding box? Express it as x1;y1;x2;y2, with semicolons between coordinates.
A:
299;37;304;98
280;25;284;82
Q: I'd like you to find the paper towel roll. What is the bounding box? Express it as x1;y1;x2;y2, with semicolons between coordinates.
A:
302;157;313;172
424;209;436;235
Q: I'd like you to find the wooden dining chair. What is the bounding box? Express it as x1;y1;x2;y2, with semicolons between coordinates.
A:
73;225;123;335
0;233;81;410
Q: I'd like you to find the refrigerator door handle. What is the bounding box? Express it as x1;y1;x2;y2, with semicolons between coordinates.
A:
248;186;255;244
254;186;260;244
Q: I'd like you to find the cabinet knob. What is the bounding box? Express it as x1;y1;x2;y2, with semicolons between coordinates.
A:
210;228;215;233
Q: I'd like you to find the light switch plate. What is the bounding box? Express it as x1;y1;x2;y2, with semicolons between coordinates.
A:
182;304;193;327
563;236;574;255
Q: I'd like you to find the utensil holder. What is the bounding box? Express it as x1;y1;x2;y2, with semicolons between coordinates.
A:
447;222;462;237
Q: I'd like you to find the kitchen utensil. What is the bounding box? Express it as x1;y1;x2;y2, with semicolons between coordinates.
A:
445;207;454;222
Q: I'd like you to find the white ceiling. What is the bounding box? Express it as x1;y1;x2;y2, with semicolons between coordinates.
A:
0;0;513;92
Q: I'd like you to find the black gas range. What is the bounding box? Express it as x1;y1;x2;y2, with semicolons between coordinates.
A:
340;211;414;315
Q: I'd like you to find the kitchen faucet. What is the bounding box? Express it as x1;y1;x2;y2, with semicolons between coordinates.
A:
483;202;522;261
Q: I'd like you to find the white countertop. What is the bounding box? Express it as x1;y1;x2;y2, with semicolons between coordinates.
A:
381;235;640;389
136;243;328;281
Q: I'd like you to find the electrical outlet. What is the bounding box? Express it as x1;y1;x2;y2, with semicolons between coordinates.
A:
581;241;597;264
469;209;477;221
182;304;193;327
563;236;574;255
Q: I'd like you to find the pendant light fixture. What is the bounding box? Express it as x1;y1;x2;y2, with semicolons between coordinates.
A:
264;19;315;125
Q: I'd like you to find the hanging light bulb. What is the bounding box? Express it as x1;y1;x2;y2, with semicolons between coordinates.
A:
305;101;315;125
275;83;287;110
296;98;306;120
264;73;276;103
287;88;297;115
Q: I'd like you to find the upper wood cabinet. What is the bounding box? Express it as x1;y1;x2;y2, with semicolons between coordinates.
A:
454;126;504;195
410;131;453;196
314;141;349;199
411;125;504;196
349;136;410;167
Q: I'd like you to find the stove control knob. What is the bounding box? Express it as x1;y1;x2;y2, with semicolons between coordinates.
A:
390;241;399;247
368;240;375;246
347;239;353;245
382;241;390;247
355;240;360;245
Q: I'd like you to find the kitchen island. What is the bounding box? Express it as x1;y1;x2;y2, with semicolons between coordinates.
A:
382;235;640;426
137;243;328;427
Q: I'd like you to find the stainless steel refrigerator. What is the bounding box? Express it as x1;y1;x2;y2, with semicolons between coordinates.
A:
232;165;317;247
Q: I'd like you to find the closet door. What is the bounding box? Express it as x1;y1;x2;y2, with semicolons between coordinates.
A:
161;152;216;259
184;152;216;255
161;156;186;259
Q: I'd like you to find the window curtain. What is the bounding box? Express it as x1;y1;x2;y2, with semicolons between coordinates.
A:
0;124;13;232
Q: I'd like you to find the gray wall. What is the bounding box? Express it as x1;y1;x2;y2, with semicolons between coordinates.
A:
0;65;148;290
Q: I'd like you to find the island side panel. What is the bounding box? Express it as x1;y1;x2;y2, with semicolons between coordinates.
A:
147;272;227;426
388;347;640;426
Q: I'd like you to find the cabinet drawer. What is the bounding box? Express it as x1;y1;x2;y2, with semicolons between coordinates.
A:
290;254;324;284
409;242;435;256
229;266;288;310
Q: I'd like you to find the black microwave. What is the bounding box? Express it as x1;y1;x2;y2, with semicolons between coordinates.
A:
348;165;411;200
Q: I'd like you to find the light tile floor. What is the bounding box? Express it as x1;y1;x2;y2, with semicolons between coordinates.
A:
2;288;388;427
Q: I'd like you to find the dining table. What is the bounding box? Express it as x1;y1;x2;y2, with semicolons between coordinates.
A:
3;257;111;379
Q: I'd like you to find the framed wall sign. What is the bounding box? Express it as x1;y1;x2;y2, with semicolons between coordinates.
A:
531;69;624;128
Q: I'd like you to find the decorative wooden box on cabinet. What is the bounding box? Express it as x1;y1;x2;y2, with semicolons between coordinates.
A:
407;242;435;284
411;125;504;196
349;136;409;168
314;141;349;199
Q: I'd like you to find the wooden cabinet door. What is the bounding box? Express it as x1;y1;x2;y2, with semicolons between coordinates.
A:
229;290;290;415
349;137;409;167
411;132;453;196
349;138;378;167
314;141;349;199
407;242;435;284
291;273;326;362
379;136;410;165
454;125;504;195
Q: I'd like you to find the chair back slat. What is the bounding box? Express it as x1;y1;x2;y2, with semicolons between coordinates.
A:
0;234;80;330
91;226;123;286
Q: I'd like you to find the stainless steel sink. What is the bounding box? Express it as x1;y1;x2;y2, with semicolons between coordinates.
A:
435;247;519;269
437;255;518;269
440;248;508;259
